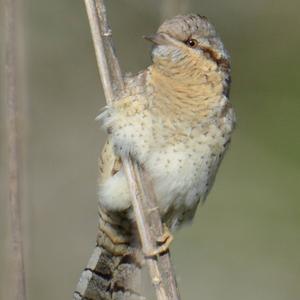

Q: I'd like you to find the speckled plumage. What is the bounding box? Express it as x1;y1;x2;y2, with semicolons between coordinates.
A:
98;14;235;230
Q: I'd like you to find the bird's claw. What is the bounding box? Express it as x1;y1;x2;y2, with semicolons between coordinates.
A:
144;224;173;257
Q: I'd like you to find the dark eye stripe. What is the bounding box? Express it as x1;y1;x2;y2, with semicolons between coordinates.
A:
199;45;230;70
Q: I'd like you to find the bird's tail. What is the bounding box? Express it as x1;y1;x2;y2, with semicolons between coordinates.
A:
73;207;144;300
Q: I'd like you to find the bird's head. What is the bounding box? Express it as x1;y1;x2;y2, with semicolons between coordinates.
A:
144;14;230;76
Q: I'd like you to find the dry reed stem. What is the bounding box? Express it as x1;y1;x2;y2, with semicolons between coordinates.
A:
4;0;27;299
83;0;180;299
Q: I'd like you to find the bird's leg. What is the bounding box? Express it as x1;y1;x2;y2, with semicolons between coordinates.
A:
155;223;174;253
145;223;174;257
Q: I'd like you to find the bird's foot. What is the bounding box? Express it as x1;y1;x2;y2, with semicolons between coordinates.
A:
145;224;173;257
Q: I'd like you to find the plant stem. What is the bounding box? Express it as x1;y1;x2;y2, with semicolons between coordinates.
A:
4;0;27;299
83;1;181;299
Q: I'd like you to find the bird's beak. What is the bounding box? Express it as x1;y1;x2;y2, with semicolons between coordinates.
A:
143;33;170;45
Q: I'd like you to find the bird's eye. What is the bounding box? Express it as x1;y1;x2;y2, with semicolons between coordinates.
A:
185;38;198;48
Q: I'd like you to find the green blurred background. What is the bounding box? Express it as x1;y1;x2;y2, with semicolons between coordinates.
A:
1;0;299;299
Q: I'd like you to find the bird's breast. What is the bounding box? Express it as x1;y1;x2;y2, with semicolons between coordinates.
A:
148;64;227;126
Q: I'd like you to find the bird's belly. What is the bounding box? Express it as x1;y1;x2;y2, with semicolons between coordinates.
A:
146;136;225;217
99;123;231;229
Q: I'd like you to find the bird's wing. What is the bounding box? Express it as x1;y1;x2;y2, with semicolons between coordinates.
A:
97;93;149;129
97;89;152;165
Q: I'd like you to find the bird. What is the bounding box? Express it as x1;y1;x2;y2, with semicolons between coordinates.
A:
74;14;235;300
98;13;235;231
